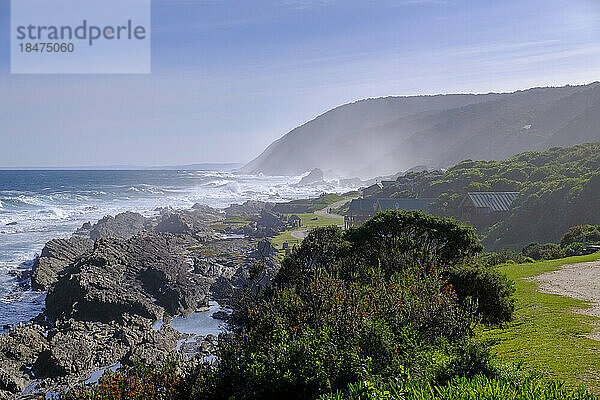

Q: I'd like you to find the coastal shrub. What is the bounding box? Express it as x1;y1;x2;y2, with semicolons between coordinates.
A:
212;269;475;399
274;226;350;288
56;361;599;400
446;264;515;324
563;242;584;257
277;210;483;287
59;361;182;400
430;340;495;384
520;242;565;261
346;210;483;276
560;225;600;247
478;249;533;267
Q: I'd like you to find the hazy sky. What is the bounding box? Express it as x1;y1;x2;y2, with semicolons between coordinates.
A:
1;0;599;167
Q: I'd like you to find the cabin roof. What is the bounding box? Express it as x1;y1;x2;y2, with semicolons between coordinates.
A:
348;198;379;212
464;192;519;212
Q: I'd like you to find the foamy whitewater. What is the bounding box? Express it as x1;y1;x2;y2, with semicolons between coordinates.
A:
0;169;352;330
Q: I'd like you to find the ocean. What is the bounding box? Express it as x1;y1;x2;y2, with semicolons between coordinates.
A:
0;170;348;330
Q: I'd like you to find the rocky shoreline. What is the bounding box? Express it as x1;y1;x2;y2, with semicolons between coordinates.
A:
0;201;285;399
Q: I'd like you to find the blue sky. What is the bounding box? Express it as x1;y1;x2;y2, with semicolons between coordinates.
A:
0;0;599;167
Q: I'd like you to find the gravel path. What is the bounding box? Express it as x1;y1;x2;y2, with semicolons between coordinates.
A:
534;260;600;317
289;199;353;241
314;199;351;221
533;260;600;340
291;230;308;240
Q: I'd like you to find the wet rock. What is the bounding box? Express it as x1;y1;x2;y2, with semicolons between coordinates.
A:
45;232;208;323
32;236;94;291
122;325;181;368
0;323;49;397
0;367;26;394
0;323;48;365
211;311;229;321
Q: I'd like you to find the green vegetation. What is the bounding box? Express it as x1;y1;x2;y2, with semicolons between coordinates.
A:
57;212;600;400
374;143;600;249
477;252;600;392
275;192;358;214
320;376;596;400
561;224;600;247
270;212;342;250
211;216;254;232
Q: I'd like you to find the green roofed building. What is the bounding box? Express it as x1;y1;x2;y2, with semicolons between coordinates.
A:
459;192;519;226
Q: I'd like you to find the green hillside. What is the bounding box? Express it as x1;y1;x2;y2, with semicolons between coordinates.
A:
370;143;600;249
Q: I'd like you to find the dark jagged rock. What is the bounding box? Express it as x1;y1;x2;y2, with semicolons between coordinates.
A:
32;236;94;291
251;239;277;259
88;212;150;241
0;323;48;365
154;207;222;238
154;213;194;235
0;204;277;398
0;323;48;398
211;311;229;321
191;203;223;216
0;367;26;397
46;232;208;323
122;325;182;368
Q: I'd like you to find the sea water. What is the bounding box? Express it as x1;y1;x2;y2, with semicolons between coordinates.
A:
0;169;351;330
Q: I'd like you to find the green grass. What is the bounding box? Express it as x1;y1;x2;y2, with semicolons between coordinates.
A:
211;216;253;232
223;216;254;224
277;193;358;213
477;252;600;393
270;213;342;251
320;376;598;400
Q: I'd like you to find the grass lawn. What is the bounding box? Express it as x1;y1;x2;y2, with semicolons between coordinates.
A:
477;252;600;392
271;213;342;251
211;216;254;232
276;192;359;213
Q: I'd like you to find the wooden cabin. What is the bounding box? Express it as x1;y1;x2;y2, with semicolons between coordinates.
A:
459;192;519;226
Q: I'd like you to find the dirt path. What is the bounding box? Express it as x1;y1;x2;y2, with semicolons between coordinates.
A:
288;199;353;241
291;230;308;240
534;260;600;317
534;260;600;339
314;199;351;221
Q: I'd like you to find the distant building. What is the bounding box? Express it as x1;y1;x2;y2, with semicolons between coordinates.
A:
381;180;396;188
344;198;379;228
344;197;436;229
459;192;519;225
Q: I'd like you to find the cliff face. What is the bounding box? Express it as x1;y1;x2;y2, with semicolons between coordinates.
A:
241;83;600;178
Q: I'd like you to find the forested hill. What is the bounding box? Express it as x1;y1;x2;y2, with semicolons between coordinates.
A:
368;143;600;249
241;82;600;177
